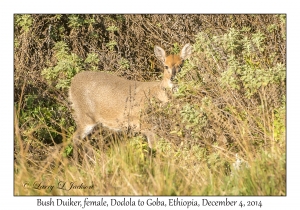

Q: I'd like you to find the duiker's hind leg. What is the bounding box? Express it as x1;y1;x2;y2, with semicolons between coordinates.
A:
72;123;96;162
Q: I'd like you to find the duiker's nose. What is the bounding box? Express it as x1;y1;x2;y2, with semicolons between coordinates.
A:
170;67;177;81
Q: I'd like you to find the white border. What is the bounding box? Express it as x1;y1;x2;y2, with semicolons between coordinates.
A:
2;0;298;209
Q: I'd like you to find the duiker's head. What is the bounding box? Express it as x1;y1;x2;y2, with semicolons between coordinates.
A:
154;43;192;88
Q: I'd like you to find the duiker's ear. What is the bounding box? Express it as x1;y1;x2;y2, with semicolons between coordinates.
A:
154;46;166;63
180;43;193;60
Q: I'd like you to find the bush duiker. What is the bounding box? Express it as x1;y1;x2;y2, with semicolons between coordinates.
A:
69;44;192;160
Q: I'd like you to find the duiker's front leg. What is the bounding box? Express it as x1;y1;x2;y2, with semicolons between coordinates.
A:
141;130;156;148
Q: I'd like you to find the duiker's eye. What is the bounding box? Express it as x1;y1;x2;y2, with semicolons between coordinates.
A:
164;66;168;69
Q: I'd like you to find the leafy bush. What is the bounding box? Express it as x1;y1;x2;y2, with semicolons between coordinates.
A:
41;41;99;90
15;14;33;32
194;28;286;98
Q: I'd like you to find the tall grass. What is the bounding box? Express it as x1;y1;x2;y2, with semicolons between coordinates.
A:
14;134;285;195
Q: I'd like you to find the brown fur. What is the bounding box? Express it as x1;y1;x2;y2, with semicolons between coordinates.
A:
69;44;192;160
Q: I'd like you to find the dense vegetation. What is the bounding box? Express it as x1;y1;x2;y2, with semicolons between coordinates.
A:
14;14;286;195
